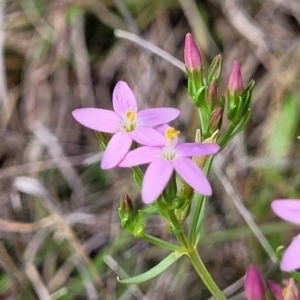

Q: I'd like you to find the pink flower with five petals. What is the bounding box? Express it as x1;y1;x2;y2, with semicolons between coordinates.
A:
119;125;219;204
72;81;180;169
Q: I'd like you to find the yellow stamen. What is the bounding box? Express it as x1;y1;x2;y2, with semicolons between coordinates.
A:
165;127;180;142
125;108;136;122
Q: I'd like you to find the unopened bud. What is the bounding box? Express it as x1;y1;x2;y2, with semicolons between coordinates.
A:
228;61;243;95
120;194;133;214
207;82;219;107
118;194;135;228
244;264;266;300
208;54;222;83
184;33;202;72
209;107;223;132
268;280;283;300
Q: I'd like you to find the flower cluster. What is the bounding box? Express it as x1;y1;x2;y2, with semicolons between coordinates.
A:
244;264;299;300
73;80;219;204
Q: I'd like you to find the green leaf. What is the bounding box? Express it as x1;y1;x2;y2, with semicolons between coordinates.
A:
117;251;184;284
267;94;299;158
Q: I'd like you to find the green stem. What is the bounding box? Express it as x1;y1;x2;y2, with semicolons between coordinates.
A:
187;248;226;300
219;123;235;149
187;194;205;246
187;156;213;246
142;234;182;252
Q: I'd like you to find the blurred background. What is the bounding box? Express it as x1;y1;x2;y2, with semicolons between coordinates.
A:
1;0;300;299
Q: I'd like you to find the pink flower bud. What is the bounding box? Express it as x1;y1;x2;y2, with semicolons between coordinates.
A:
244;264;265;300
120;194;133;215
184;33;202;72
269;280;284;300
207;82;219;106
228;61;243;94
209;107;223;132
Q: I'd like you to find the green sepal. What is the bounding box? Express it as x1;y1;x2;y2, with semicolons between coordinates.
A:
95;131;111;151
290;271;300;283
131;166;143;190
162;172;177;204
193;86;207;108
242;79;255;95
232;97;246;125
117;251;184;284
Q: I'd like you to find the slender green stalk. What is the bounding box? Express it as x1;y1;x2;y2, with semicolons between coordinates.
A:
219;123;235;149
187;156;213;245
187;194;205;246
187;248;226;300
142;234;182;252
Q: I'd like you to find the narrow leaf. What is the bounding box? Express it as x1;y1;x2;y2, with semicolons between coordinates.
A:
117;251;183;284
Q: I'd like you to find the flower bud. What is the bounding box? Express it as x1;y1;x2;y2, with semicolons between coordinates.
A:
118;194;134;228
120;194;133;215
208;54;222;83
228;61;243;95
206;82;219;107
209;107;223;132
184;33;202;72
268;280;283;300
244;264;265;300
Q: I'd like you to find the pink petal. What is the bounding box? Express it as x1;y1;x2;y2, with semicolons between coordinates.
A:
113;81;137;116
268;281;284;300
101;131;132;169
118;146;160;167
176;143;219;157
72;108;121;133
281;234;300;272
172;156;212;195
271;199;300;225
130;127;166;146
138;108;180;126
155;124;169;135
155;124;178;146
142;159;173;204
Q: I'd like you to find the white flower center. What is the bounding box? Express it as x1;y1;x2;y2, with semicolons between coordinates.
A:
122;108;137;132
161;145;177;160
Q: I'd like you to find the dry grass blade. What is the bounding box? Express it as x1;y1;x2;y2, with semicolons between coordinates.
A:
212;156;277;264
104;254;147;300
0;0;7;109
114;29;186;72
24;262;52;300
178;0;219;58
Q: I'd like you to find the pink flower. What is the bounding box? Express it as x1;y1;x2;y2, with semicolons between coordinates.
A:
119;125;219;204
244;264;266;300
271;199;300;272
269;279;299;300
184;33;202;72
72;81;180;169
228;61;243;94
